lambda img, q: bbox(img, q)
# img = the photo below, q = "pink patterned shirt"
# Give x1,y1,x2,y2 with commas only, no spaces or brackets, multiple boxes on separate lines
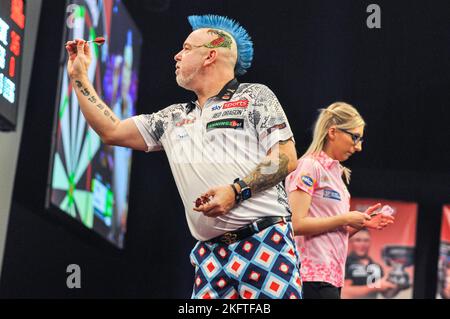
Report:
285,151,350,287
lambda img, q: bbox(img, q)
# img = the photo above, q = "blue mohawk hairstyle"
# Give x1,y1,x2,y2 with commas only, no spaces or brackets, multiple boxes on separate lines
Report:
188,14,254,76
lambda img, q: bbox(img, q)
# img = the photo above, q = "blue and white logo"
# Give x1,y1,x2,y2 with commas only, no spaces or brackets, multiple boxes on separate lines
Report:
212,105,222,111
323,189,341,201
301,175,314,187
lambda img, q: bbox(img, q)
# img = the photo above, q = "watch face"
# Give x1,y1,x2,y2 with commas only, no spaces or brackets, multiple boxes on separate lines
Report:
241,188,252,200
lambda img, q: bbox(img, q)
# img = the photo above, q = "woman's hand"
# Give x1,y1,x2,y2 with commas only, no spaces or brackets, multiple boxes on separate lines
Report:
363,203,395,230
364,213,395,230
343,211,371,229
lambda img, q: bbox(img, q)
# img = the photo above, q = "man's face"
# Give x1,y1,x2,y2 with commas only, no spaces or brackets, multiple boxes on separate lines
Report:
174,30,210,89
349,231,371,257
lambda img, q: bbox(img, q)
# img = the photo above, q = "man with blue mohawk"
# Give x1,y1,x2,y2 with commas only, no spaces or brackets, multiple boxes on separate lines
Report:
66,14,301,299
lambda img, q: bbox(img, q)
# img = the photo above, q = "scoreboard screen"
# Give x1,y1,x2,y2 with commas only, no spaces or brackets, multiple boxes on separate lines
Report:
0,0,25,131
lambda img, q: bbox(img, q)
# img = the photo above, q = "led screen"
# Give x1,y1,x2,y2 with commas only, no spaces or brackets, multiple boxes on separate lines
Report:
47,0,142,248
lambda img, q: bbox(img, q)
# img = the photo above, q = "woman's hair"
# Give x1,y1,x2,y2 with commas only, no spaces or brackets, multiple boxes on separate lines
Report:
303,102,366,184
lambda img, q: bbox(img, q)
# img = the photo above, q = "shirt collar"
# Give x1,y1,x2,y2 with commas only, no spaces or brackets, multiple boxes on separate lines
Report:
316,151,341,171
185,78,240,114
215,78,240,101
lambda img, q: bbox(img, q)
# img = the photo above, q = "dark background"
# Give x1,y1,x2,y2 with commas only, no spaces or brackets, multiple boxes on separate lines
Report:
0,0,449,298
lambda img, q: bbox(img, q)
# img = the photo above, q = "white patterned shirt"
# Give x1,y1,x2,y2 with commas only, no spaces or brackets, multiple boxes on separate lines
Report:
132,79,294,241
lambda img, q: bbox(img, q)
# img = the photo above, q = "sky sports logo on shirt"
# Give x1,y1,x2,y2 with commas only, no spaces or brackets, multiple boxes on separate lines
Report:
323,189,341,201
222,99,249,109
206,118,244,131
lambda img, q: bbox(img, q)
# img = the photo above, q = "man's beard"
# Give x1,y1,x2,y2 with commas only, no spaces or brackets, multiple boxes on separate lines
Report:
176,66,201,89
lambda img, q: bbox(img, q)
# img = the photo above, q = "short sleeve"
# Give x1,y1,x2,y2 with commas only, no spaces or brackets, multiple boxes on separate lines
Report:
285,158,319,196
131,104,180,152
251,85,294,153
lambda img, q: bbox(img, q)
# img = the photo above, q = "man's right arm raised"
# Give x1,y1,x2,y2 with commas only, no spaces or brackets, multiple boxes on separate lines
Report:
66,39,147,151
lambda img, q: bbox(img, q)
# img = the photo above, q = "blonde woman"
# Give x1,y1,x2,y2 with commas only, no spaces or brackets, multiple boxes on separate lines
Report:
285,102,395,299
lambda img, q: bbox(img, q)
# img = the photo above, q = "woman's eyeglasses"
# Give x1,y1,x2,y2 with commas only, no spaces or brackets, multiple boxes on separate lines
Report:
338,128,364,145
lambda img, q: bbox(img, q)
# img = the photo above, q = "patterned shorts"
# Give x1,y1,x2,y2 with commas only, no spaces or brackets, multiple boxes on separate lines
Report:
190,221,303,299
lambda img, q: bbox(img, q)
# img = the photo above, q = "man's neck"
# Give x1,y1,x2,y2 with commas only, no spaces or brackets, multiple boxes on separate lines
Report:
195,74,235,107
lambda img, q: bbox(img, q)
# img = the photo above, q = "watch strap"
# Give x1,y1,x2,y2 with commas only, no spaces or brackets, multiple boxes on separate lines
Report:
230,183,241,203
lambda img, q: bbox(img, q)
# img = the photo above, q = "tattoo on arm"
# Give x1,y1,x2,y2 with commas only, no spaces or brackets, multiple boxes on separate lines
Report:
242,139,293,194
243,152,290,194
74,80,118,124
81,88,90,96
75,80,82,88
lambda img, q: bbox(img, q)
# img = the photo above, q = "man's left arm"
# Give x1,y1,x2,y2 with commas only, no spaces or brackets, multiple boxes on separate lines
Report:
242,139,297,193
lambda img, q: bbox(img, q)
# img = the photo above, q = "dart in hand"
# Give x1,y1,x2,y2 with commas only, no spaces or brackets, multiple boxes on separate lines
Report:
194,195,211,208
65,37,105,50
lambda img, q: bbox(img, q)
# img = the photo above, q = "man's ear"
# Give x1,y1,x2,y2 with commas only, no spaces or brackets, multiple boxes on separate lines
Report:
204,49,217,67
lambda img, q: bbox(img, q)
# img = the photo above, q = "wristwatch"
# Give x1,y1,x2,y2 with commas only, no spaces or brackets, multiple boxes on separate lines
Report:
233,178,252,202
